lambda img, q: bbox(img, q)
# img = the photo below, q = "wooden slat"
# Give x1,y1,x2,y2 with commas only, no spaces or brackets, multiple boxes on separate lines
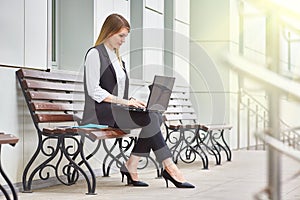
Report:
166,107,195,114
35,114,76,123
164,114,182,121
43,127,79,134
173,86,189,93
17,68,83,83
185,124,208,130
0,133,19,145
170,92,189,99
168,124,208,131
43,127,132,140
206,124,233,131
31,102,84,111
23,79,84,92
28,91,84,101
168,99,192,106
164,113,197,121
44,127,128,139
181,113,198,120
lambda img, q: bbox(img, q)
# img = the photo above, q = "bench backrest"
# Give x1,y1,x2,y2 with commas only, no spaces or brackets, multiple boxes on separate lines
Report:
16,69,84,128
164,86,198,125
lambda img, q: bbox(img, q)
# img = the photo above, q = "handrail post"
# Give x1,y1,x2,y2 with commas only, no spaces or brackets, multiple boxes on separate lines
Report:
263,111,268,150
255,105,258,150
266,8,281,200
268,90,281,200
237,87,241,150
247,98,250,150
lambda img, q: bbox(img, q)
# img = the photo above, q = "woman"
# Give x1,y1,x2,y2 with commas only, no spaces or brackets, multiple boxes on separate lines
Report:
82,13,194,188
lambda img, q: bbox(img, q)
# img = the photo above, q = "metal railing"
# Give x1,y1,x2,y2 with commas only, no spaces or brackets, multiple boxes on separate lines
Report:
254,131,300,200
225,53,300,200
238,89,300,150
238,89,268,150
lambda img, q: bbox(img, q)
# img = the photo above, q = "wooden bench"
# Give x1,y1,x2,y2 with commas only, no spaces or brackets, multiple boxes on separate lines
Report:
0,133,19,200
164,86,232,169
16,68,160,195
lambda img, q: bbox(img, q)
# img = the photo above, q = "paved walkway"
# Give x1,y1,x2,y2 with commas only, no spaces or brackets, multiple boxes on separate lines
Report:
15,150,300,200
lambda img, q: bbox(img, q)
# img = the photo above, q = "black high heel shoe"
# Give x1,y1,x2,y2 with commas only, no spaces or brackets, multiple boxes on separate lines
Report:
120,164,149,187
162,170,195,188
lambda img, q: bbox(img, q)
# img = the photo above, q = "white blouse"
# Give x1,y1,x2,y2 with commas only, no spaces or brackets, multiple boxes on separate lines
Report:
106,46,126,99
85,45,126,103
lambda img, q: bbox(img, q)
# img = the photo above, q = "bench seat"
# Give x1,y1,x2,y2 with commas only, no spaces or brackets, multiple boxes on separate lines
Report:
0,133,19,146
167,124,208,131
43,127,133,140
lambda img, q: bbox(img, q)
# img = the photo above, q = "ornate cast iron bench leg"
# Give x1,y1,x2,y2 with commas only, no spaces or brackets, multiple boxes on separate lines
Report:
102,137,162,178
61,135,96,195
194,129,221,166
22,134,97,195
0,145,18,200
22,135,57,193
166,127,209,169
102,139,122,177
210,129,232,162
178,128,209,169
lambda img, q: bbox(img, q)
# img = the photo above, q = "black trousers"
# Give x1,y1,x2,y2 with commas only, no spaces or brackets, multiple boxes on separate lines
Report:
110,106,172,163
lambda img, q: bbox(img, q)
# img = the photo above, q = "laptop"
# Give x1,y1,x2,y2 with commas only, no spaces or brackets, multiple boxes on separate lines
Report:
127,75,175,113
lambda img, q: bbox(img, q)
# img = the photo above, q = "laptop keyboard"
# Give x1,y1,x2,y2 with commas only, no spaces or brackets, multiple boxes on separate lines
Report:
128,106,146,112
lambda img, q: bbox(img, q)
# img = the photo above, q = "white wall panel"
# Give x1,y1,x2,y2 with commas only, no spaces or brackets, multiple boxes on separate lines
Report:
143,8,164,81
174,21,190,85
94,0,114,41
58,0,93,71
175,20,189,37
113,0,130,19
94,0,130,67
24,0,48,69
0,68,24,182
0,0,47,69
95,0,129,41
145,0,163,13
114,0,130,66
190,0,229,41
0,0,24,66
175,0,190,24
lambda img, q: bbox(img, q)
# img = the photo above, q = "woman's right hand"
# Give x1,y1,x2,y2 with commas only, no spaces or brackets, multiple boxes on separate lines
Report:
104,95,146,108
128,98,146,109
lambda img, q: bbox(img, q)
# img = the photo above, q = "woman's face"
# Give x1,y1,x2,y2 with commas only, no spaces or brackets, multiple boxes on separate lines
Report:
105,28,129,50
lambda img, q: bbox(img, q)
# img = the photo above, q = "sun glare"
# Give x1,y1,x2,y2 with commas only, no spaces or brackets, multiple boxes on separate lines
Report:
264,0,300,28
268,0,300,14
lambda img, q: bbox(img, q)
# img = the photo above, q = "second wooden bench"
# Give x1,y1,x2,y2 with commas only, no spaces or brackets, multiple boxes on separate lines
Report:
164,86,232,169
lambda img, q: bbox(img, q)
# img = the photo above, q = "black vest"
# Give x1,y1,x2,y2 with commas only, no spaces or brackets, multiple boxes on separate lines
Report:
81,44,129,126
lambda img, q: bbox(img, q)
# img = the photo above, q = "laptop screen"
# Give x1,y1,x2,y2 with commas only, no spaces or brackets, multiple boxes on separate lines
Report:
146,75,175,111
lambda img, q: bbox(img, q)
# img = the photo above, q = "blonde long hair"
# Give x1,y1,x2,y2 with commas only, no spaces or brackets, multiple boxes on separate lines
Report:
95,14,130,63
